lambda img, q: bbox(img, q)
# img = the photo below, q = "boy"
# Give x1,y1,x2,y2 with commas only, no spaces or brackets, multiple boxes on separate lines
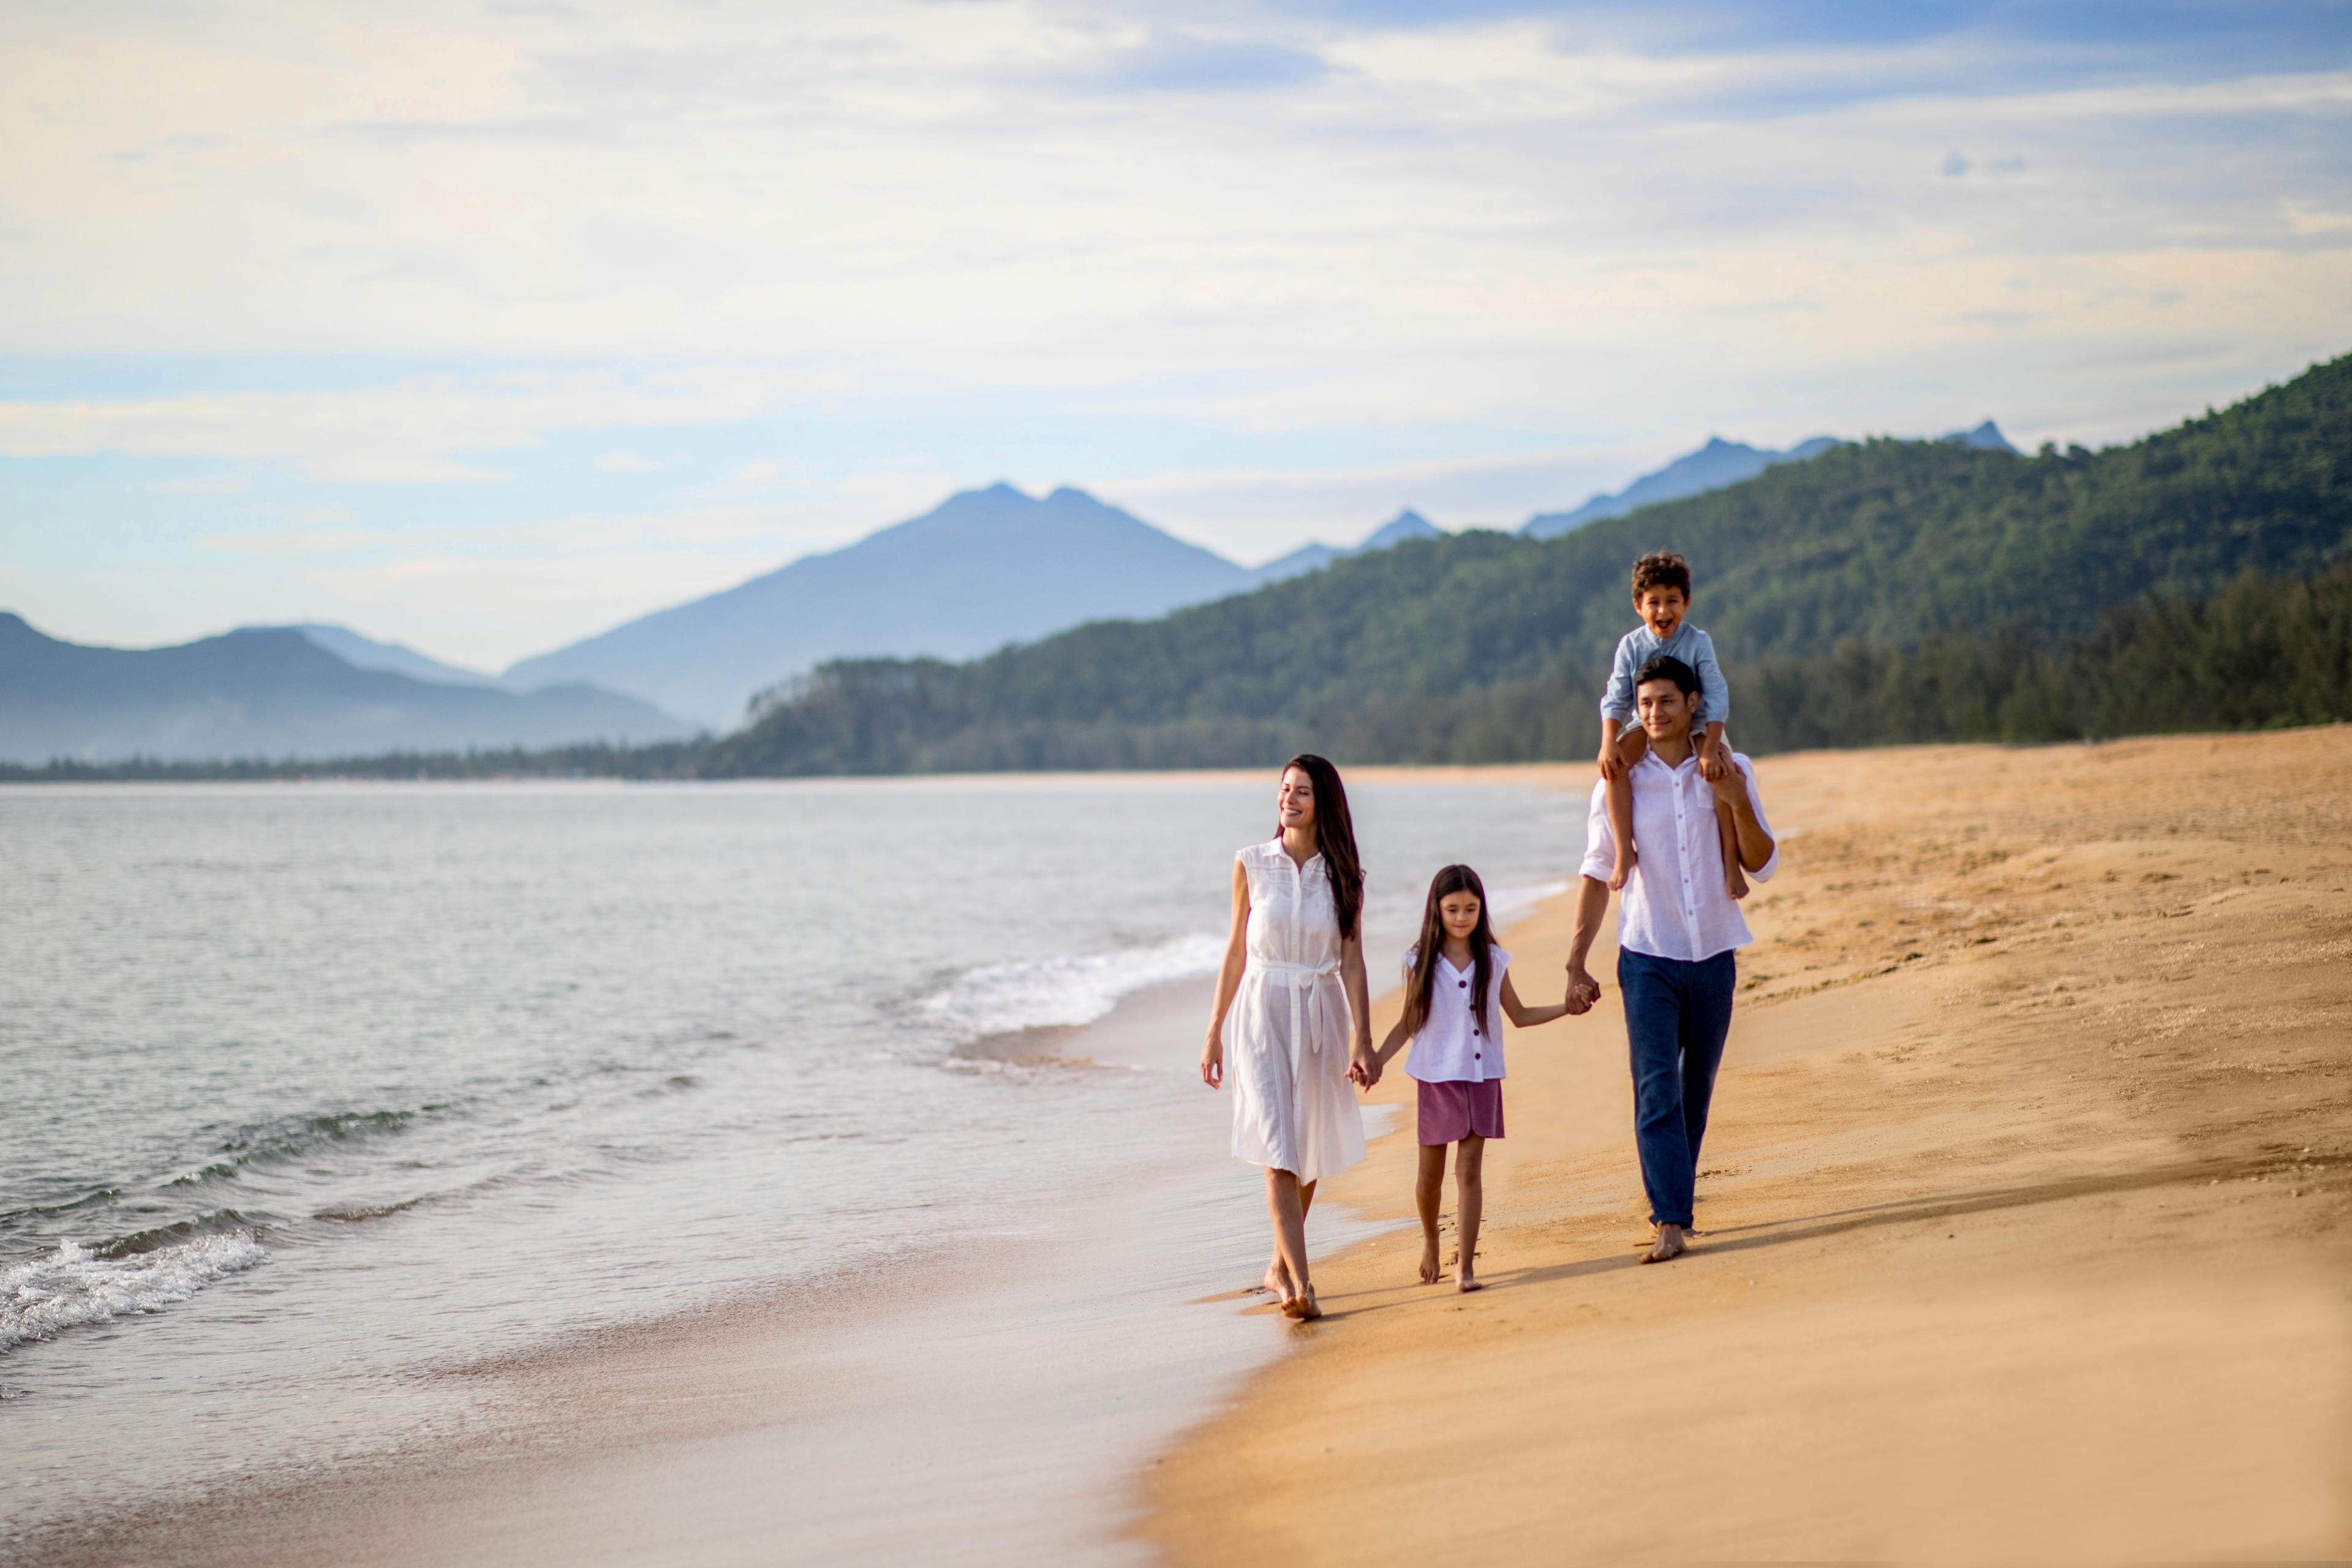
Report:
1596,550,1746,899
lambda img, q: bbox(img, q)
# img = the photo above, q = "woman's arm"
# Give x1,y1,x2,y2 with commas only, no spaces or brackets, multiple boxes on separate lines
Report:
1341,931,1375,1080
1200,859,1250,1088
1500,969,1573,1028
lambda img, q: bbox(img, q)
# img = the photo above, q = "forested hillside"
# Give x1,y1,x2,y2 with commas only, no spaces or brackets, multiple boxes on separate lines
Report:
704,353,2352,774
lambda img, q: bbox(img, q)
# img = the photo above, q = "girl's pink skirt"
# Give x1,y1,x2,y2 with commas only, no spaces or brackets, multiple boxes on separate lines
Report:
1416,1079,1505,1145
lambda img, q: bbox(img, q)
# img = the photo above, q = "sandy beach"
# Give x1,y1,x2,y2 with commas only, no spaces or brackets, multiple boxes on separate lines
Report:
15,733,2348,1566
1148,727,2352,1563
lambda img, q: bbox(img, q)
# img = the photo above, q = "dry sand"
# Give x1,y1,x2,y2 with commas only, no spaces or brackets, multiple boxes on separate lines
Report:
1146,728,2352,1564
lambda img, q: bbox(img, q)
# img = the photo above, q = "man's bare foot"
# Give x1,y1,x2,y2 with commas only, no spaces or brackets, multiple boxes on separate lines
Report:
1609,847,1638,892
1418,1241,1442,1284
1281,1284,1321,1321
1642,1223,1688,1264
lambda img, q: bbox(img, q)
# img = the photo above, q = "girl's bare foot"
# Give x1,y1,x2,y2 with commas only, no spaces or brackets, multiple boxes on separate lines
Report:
1259,1264,1290,1299
1609,847,1638,892
1642,1223,1689,1264
1417,1241,1442,1284
1281,1284,1320,1321
1457,1268,1482,1293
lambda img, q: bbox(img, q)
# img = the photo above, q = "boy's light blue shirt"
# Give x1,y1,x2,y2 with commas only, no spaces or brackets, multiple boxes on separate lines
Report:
1601,622,1729,728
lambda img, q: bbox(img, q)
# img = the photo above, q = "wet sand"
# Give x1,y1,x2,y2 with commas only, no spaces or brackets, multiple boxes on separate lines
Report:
13,975,1312,1568
1146,728,2352,1563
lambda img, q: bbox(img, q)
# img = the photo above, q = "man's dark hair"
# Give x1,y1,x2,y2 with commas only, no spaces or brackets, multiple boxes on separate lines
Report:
1634,654,1698,697
1631,549,1692,600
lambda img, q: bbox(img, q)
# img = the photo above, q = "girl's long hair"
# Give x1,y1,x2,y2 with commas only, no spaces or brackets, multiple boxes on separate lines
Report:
1278,753,1364,941
1400,864,1494,1041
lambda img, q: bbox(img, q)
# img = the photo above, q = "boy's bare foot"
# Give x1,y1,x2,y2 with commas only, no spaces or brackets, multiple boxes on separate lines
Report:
1609,847,1637,892
1642,1223,1689,1264
1418,1241,1442,1284
1727,862,1749,900
1281,1284,1321,1321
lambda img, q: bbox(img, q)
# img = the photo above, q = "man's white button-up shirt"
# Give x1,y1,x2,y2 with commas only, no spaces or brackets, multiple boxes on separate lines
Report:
1579,750,1777,962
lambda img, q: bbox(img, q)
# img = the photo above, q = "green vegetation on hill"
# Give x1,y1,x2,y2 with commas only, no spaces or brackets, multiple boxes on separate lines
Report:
701,352,2352,774
12,353,2346,783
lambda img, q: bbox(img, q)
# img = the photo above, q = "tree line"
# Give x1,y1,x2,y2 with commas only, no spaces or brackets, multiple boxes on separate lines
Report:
9,350,2346,782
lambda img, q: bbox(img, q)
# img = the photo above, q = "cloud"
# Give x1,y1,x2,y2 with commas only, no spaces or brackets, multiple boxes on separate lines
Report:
1064,35,1332,94
0,369,788,481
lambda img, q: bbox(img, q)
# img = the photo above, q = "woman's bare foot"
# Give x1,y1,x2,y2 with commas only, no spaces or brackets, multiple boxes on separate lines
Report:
1609,846,1638,892
1456,1267,1482,1293
1642,1223,1689,1264
1417,1240,1442,1284
1281,1284,1320,1321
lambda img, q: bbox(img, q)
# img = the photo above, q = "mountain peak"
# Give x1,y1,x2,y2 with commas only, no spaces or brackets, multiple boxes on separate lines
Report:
1943,420,2017,453
1359,510,1442,551
1523,433,1841,538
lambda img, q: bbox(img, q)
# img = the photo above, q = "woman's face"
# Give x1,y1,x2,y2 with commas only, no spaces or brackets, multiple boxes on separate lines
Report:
1277,767,1317,833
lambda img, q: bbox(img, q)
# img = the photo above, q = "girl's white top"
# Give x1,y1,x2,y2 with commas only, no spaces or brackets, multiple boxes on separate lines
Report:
1221,839,1366,1185
1403,946,1511,1084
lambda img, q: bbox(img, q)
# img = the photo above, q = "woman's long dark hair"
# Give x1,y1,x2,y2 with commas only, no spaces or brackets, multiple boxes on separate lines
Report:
1400,864,1494,1042
1278,753,1364,941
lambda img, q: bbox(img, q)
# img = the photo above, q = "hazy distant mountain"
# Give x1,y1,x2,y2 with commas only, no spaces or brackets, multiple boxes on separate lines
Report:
0,614,695,764
1249,509,1445,585
503,483,1257,729
1523,435,1844,539
279,623,499,688
1942,420,2018,453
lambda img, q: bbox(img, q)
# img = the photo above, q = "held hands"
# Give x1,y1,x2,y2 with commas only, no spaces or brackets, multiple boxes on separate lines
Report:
1348,1045,1382,1091
1564,965,1602,1014
1596,743,1625,783
1697,736,1731,783
1705,752,1747,800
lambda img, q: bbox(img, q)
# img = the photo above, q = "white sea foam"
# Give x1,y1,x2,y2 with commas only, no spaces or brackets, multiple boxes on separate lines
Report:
922,933,1227,1042
1,1233,267,1354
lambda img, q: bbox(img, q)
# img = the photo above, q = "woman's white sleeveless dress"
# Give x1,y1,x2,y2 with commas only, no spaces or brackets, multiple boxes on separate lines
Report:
1224,840,1366,1184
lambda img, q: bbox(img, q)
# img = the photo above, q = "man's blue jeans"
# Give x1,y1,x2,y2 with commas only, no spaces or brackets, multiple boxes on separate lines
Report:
1617,948,1738,1228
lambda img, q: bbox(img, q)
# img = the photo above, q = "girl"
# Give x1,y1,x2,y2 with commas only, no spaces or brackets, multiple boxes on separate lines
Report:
1364,865,1577,1292
1200,755,1376,1322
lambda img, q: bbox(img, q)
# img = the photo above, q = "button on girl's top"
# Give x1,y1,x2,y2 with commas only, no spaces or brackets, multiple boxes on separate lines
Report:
1403,946,1512,1084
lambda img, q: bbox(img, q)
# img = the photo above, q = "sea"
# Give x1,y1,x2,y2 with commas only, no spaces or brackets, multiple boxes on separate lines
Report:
0,775,1581,1558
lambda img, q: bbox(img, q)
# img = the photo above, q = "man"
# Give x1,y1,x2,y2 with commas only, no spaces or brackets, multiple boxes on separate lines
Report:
1566,653,1777,1264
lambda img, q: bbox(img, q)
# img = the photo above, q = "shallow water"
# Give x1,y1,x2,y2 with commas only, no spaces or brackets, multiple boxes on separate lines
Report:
0,775,1579,1546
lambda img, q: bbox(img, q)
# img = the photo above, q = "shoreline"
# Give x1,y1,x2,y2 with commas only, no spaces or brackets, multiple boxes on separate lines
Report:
1143,729,2352,1564
4,767,1568,1566
10,964,1408,1568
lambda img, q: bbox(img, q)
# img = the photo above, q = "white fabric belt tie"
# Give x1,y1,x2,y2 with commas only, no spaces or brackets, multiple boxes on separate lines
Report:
1249,959,1342,1087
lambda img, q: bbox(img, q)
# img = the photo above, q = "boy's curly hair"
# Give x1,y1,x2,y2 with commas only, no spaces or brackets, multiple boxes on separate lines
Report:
1630,549,1692,600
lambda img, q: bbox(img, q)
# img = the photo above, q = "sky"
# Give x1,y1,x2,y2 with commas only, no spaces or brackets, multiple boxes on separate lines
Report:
3,1,2348,673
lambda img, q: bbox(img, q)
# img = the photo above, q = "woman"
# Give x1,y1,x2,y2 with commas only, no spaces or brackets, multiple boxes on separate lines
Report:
1200,754,1375,1321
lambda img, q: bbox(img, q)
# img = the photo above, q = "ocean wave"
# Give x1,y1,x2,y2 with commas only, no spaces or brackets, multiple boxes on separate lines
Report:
1,1231,266,1354
170,1107,420,1186
921,933,1226,1043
